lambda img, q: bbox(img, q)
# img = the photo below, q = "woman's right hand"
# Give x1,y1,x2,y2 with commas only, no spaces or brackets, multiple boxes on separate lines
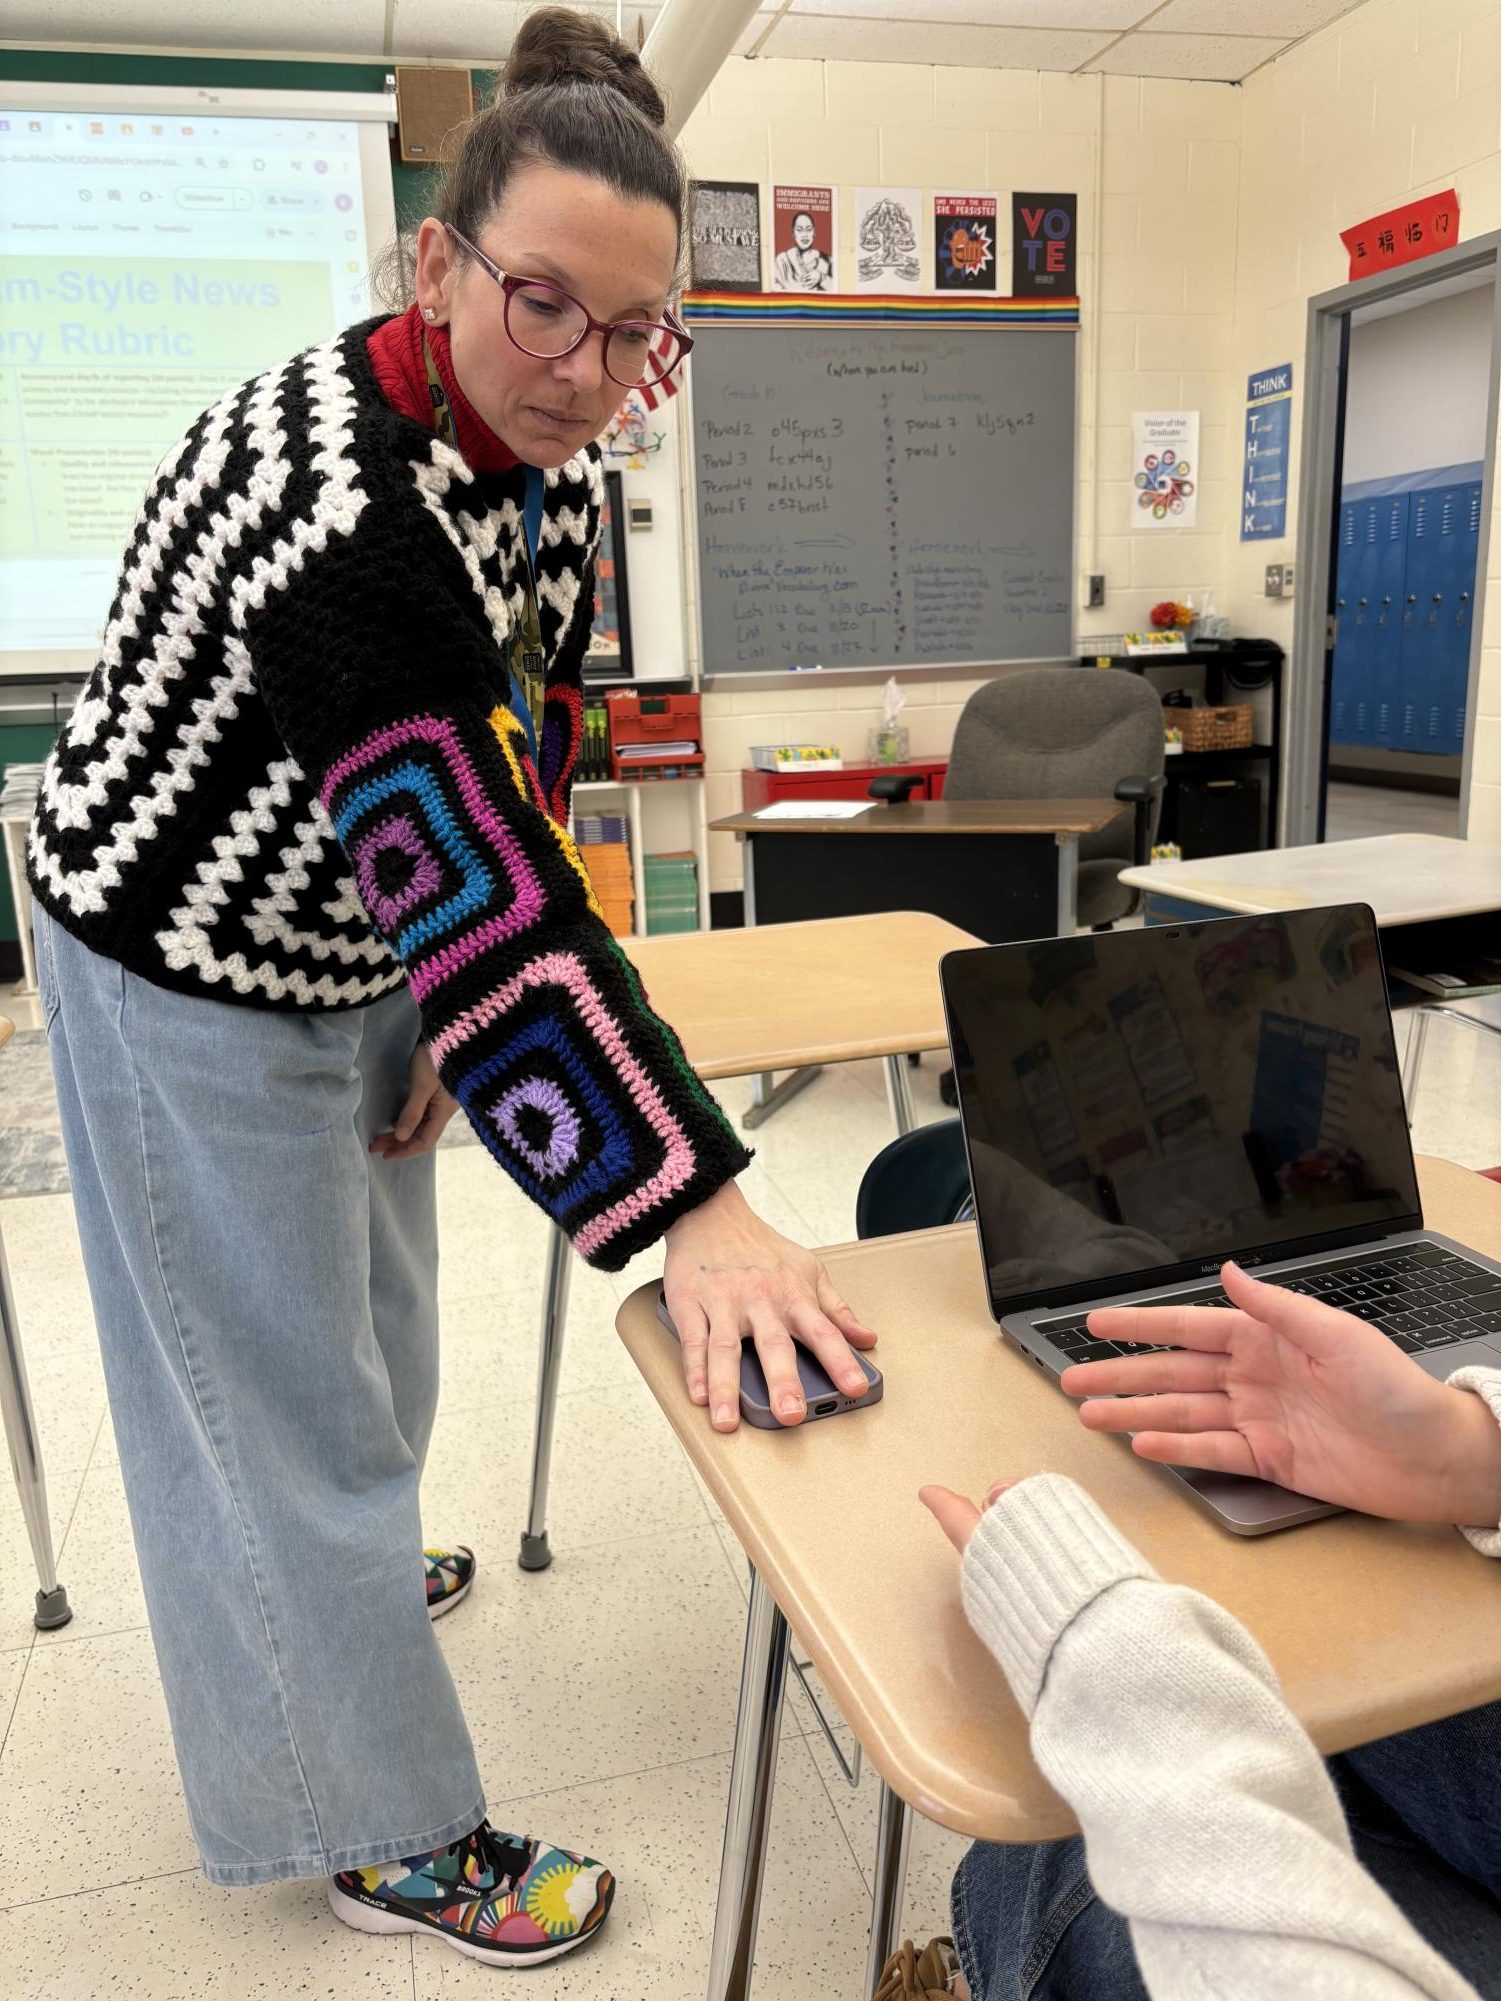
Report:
1065,1260,1501,1527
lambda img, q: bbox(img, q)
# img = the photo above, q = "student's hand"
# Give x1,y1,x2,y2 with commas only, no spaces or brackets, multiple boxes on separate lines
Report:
919,1479,1019,1553
369,1042,461,1161
662,1181,877,1431
1064,1260,1501,1526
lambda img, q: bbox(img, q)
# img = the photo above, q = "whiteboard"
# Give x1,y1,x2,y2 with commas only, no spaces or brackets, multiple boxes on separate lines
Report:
0,83,397,676
690,322,1076,676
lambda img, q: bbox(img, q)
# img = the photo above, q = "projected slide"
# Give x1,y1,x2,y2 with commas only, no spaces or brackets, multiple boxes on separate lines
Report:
0,108,375,653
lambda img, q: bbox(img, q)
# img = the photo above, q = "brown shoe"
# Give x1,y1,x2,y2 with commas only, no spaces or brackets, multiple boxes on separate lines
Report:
874,1936,963,1999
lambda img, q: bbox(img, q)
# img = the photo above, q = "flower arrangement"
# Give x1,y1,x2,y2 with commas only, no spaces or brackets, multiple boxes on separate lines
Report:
1149,599,1196,631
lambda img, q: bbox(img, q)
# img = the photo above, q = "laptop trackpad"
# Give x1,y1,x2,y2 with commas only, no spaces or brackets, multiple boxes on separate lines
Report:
1413,1336,1501,1381
1171,1466,1340,1536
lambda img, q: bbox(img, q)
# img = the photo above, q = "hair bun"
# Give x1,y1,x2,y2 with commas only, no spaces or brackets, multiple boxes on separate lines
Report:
504,6,667,127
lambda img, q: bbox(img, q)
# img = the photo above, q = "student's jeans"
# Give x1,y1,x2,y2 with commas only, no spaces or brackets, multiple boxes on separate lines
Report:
34,904,485,1885
953,1697,1501,1999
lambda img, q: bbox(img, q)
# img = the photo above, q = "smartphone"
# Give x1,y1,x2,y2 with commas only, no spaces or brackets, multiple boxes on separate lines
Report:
656,1289,883,1429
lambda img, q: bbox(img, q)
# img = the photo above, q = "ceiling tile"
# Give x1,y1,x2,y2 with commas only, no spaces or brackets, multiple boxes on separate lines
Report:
3,0,387,52
1086,30,1286,78
761,16,1118,67
786,0,1149,26
1148,0,1362,34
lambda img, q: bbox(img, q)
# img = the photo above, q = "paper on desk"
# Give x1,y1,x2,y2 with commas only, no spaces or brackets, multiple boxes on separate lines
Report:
753,800,872,820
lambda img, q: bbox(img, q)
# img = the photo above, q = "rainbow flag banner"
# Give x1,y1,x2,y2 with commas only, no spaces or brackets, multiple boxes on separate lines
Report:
681,290,1079,327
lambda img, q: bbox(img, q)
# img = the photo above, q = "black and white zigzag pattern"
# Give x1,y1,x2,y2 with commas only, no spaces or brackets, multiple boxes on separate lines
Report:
28,321,603,1013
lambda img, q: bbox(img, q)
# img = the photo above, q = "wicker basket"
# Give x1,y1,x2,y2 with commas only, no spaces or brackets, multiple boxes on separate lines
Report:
1176,704,1254,752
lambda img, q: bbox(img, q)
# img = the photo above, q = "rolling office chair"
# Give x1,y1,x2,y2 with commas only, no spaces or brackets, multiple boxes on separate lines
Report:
870,666,1166,929
855,1119,975,1237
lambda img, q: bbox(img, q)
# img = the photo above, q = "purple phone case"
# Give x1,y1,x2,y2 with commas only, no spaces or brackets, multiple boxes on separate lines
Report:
655,1291,883,1428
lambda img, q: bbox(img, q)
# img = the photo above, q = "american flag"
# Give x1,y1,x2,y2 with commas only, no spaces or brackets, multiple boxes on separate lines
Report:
633,327,685,413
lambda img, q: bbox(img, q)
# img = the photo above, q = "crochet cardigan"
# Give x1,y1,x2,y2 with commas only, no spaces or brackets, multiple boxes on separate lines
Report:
27,318,750,1269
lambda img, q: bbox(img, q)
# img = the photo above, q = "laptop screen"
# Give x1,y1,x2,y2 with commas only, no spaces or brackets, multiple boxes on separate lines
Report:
941,905,1422,1317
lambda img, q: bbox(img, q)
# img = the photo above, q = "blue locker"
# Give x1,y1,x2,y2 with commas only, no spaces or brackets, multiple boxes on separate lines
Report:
1331,493,1406,746
1400,482,1477,754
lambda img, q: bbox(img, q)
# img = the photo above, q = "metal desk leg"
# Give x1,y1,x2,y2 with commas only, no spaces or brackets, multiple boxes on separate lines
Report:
743,1066,823,1130
519,1223,571,1572
707,1565,791,2001
1055,835,1079,938
0,1216,71,1629
864,1782,913,1999
882,1053,916,1137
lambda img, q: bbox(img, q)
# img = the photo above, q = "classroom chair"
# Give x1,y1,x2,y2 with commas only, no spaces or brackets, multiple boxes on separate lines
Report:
870,666,1165,929
855,1119,975,1238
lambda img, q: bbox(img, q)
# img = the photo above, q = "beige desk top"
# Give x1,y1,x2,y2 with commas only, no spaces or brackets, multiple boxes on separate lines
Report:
617,1155,1501,1843
1119,833,1501,926
714,800,1127,839
622,912,977,1077
0,1018,11,1051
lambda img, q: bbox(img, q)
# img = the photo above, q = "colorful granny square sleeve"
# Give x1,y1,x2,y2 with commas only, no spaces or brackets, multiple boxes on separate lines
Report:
254,495,750,1272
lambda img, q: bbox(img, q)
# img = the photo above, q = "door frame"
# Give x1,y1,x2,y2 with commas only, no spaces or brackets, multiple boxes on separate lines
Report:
1288,228,1501,844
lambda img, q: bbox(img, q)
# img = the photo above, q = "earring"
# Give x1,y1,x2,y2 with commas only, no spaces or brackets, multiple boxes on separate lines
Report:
423,307,437,322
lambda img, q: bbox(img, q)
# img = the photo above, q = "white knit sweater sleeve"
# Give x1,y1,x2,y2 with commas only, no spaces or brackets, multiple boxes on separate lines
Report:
960,1474,1480,2001
1448,1366,1501,1556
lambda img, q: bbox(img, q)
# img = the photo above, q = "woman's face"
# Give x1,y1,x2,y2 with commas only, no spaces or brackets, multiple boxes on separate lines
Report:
415,161,678,469
793,212,815,250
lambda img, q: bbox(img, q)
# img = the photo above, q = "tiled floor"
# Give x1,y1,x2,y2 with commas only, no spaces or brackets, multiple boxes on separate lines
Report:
1325,780,1461,841
3,981,1501,1996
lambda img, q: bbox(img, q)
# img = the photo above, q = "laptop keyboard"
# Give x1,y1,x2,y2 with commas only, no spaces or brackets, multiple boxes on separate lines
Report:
1035,1245,1501,1362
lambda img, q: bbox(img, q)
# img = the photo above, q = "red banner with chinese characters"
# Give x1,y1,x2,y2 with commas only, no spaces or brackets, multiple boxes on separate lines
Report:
1340,189,1460,278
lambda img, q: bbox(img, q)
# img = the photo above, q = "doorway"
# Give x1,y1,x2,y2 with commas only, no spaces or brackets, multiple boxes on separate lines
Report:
1289,232,1501,847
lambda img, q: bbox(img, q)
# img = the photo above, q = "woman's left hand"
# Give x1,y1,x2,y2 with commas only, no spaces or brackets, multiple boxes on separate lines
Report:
919,1479,1019,1554
662,1181,878,1431
370,1041,461,1161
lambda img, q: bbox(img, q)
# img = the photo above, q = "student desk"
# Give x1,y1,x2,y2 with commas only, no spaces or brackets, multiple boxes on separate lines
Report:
712,800,1128,945
617,1154,1501,2001
0,1016,71,1630
1118,832,1501,946
519,912,979,1571
1118,832,1501,1118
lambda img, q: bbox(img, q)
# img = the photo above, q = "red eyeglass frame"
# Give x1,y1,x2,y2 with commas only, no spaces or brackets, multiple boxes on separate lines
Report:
445,225,694,388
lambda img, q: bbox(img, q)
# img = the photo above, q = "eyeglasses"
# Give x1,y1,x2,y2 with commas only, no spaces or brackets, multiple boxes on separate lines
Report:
446,226,693,390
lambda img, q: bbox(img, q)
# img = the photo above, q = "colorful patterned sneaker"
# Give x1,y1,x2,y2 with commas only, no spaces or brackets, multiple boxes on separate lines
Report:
425,1545,476,1620
329,1821,615,1966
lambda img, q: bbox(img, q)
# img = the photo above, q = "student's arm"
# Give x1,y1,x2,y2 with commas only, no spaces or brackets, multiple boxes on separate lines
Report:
923,1476,1481,2001
250,497,751,1273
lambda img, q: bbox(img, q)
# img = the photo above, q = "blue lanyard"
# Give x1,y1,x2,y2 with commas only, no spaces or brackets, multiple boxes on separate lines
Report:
506,467,546,765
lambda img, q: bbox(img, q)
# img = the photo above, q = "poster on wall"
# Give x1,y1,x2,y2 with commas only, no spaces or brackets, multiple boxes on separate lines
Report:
1013,192,1078,296
853,186,923,292
689,181,762,292
771,184,837,292
1131,411,1199,528
1241,362,1293,541
933,193,998,291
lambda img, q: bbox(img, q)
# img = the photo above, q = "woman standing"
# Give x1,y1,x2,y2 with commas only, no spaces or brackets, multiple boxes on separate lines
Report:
27,9,876,1971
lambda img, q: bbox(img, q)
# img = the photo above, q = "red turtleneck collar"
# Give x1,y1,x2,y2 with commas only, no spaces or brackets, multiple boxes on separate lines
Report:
367,302,519,475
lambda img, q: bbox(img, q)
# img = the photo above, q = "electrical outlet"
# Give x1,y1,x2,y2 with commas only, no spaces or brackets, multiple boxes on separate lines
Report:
626,498,653,530
1086,573,1106,608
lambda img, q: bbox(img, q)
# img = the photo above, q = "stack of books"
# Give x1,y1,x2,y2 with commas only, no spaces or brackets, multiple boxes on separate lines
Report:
0,763,44,818
644,852,699,936
573,813,634,937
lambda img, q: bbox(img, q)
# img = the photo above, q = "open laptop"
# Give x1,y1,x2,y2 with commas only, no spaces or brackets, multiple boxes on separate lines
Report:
939,903,1501,1534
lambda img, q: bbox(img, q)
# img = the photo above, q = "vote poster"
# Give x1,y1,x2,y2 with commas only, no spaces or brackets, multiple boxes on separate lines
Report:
1012,192,1077,296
